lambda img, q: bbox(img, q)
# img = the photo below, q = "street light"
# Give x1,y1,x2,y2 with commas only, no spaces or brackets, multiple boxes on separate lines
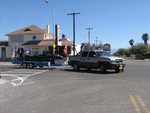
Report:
44,0,55,54
67,12,80,56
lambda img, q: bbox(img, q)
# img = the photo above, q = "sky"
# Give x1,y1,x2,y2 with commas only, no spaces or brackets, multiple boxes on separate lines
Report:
0,0,150,50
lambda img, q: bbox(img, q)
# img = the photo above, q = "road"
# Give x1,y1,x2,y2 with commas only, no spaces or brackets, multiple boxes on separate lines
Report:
0,61,150,113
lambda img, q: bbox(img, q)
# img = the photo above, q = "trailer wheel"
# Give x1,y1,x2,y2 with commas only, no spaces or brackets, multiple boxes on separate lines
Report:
39,65,43,68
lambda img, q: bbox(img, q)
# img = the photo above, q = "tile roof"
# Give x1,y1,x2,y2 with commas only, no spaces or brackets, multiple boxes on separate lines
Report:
6,25,46,36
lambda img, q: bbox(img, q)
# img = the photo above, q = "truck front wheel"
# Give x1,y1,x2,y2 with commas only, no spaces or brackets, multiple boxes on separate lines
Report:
115,67,124,73
115,68,122,73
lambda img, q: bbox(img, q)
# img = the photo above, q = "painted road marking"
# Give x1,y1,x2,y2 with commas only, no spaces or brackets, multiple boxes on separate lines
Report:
22,81,35,86
0,69,48,87
135,96,150,113
129,95,141,113
129,95,150,113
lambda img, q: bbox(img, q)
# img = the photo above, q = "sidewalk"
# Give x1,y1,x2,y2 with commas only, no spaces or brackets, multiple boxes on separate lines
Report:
0,62,15,66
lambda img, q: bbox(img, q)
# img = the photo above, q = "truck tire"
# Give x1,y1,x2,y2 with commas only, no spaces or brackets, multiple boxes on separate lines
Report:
100,65,106,72
115,68,120,73
73,64,80,71
120,68,124,72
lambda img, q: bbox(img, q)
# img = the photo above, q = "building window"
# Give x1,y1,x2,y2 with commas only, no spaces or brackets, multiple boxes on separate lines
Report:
32,36,37,40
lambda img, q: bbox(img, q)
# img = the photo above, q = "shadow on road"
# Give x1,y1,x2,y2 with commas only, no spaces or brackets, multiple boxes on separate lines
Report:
62,69,122,80
64,68,118,75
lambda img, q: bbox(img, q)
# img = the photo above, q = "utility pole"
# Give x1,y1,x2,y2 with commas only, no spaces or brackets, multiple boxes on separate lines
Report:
86,26,93,45
67,12,80,56
95,37,98,45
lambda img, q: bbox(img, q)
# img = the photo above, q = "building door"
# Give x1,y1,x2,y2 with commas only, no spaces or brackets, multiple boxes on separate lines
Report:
1,47,6,59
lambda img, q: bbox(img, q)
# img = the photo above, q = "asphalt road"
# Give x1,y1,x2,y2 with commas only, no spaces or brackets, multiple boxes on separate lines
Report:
0,61,150,113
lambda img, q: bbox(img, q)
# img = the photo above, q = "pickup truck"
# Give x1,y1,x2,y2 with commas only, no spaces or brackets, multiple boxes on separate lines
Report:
68,50,126,73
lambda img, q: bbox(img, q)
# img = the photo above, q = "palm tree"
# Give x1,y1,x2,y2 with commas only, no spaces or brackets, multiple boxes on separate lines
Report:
142,33,149,46
129,39,134,47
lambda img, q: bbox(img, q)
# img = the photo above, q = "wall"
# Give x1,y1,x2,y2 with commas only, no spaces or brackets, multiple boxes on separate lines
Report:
23,45,48,55
0,46,11,59
8,35,24,48
8,34,45,57
6,47,11,58
43,33,53,40
23,34,44,42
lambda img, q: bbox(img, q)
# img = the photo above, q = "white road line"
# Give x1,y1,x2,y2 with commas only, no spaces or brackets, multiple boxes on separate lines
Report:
0,69,48,87
11,77,25,87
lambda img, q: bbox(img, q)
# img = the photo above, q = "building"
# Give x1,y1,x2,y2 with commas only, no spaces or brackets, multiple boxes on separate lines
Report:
0,41,10,60
0,25,79,60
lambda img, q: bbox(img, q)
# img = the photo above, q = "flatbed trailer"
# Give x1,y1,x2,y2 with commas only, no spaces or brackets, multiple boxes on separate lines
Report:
11,55,64,68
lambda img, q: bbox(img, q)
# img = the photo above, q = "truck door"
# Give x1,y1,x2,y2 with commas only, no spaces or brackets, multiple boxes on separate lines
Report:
86,51,98,68
80,51,89,67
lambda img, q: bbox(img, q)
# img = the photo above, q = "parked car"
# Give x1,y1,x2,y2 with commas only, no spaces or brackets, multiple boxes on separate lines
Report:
68,50,126,73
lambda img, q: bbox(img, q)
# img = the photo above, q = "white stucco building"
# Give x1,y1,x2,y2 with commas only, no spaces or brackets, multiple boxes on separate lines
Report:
0,25,80,60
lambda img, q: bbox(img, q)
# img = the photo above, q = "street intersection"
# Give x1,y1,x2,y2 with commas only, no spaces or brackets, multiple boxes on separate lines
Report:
0,61,150,113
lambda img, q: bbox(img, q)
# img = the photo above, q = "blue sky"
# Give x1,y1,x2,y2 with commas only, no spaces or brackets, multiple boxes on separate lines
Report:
0,0,150,49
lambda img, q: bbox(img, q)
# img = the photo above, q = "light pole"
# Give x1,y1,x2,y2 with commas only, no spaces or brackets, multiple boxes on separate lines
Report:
86,26,93,45
67,12,80,56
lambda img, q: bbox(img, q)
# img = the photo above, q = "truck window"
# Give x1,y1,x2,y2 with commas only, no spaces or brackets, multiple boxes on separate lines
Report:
89,51,96,57
81,52,88,57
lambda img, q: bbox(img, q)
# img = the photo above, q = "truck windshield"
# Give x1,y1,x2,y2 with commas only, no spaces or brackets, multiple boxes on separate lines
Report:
96,51,112,56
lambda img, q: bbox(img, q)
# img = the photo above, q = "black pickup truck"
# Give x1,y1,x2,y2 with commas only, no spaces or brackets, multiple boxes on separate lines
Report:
68,50,126,73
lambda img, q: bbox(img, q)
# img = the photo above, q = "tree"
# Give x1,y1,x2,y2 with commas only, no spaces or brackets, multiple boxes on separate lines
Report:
114,48,130,57
80,43,91,51
142,33,149,46
132,43,148,59
81,42,103,51
92,43,103,50
129,39,134,47
103,43,111,51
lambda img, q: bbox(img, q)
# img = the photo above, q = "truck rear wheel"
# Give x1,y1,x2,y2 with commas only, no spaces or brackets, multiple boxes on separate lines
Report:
100,65,106,72
73,64,80,71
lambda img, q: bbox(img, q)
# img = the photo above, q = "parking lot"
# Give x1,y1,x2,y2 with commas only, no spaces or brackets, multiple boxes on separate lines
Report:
0,60,150,113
